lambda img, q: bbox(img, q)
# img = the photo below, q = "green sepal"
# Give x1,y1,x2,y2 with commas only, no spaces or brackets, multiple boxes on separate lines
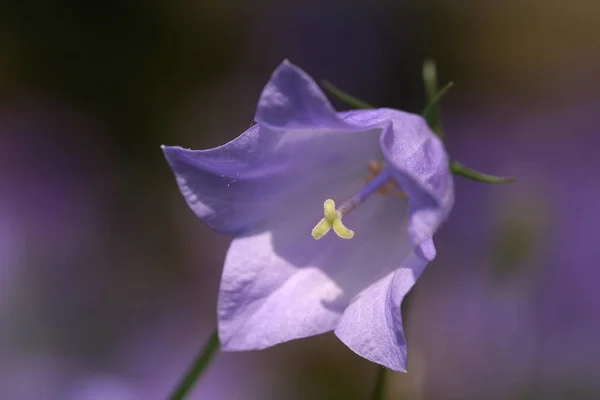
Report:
421,59,451,140
422,81,453,135
320,80,374,109
450,161,516,184
422,60,515,184
321,66,516,185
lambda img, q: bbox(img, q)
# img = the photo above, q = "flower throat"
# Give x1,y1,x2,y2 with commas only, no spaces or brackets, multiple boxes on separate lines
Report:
311,162,406,240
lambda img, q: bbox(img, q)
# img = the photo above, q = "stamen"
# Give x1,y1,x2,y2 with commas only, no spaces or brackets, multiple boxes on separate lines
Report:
311,199,354,239
311,168,394,240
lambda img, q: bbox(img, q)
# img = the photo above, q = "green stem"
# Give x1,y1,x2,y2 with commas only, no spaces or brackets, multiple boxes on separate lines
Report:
169,329,220,400
371,367,388,400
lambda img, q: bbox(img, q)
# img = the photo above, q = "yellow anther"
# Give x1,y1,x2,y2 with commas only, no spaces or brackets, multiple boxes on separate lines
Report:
311,199,354,240
332,218,354,239
323,199,337,220
311,218,332,240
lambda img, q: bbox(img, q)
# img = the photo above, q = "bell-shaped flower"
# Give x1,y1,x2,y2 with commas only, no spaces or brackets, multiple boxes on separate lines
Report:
163,60,454,371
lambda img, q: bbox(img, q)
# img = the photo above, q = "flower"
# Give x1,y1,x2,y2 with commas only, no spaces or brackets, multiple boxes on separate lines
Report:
162,60,454,371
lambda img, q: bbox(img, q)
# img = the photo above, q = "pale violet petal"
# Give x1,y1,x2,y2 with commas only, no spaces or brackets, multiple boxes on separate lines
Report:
163,61,453,245
255,59,348,130
335,239,435,371
218,180,413,350
162,124,381,233
340,107,453,255
379,113,453,248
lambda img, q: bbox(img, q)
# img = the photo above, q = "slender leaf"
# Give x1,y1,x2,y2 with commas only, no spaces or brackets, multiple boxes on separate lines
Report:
422,81,453,129
421,59,449,139
450,161,516,184
321,80,374,109
422,59,438,99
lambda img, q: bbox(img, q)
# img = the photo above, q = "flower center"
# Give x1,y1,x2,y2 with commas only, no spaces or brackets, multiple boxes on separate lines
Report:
365,160,407,198
311,161,407,240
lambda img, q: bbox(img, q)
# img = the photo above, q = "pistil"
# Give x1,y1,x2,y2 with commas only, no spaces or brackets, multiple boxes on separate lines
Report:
311,167,395,240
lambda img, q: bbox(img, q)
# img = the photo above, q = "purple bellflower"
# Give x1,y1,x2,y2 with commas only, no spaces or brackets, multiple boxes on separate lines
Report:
163,60,454,371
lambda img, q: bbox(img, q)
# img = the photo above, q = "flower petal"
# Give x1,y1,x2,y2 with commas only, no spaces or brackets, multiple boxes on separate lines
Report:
162,61,391,233
255,60,347,130
334,239,435,372
164,61,452,241
379,113,453,248
218,180,414,351
336,108,453,254
162,125,381,233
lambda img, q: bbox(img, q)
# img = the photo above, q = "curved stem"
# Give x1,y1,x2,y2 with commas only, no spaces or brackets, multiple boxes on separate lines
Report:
169,329,220,400
371,367,388,400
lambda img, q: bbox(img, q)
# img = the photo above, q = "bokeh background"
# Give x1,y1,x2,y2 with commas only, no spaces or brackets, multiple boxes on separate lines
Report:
2,0,600,399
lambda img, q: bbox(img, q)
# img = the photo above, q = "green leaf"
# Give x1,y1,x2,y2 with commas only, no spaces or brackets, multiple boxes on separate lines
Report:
421,59,451,140
422,60,514,185
422,81,453,131
450,161,516,184
422,59,438,98
320,80,374,109
321,66,515,186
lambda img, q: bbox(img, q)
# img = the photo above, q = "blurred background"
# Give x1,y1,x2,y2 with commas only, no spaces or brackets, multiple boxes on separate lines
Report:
1,0,599,399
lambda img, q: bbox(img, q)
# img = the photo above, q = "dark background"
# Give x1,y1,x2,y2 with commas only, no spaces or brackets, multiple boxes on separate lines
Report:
2,0,600,399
